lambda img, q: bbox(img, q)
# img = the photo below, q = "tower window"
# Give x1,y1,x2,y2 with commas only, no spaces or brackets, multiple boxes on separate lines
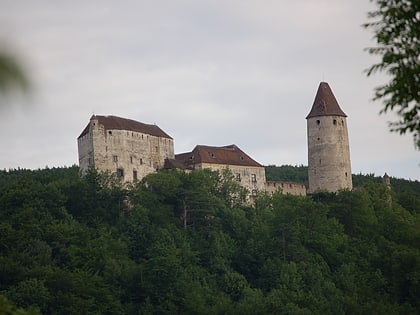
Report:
108,131,112,135
130,156,133,164
236,173,241,182
133,170,138,181
316,120,320,125
113,155,118,162
333,119,337,125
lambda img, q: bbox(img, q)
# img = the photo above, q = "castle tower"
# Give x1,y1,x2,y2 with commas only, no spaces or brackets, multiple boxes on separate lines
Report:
306,82,352,193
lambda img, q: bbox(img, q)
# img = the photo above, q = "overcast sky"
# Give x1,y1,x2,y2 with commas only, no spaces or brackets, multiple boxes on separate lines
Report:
0,0,418,180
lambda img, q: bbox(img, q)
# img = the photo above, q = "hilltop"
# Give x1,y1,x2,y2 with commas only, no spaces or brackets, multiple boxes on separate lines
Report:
0,165,419,314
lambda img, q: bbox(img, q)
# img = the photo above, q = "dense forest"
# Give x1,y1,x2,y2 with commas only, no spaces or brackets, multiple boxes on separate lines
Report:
0,165,419,314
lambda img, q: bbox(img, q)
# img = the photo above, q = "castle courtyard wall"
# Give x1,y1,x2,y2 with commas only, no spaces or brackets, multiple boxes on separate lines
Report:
265,180,307,196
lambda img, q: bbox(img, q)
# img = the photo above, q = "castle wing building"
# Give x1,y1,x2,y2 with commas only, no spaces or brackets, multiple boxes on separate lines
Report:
77,115,174,182
172,144,266,197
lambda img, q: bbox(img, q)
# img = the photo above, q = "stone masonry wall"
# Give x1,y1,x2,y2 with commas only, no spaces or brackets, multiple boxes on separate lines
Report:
307,115,352,193
265,181,307,196
195,163,266,197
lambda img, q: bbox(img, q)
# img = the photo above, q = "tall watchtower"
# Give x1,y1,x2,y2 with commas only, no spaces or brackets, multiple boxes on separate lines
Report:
306,82,352,193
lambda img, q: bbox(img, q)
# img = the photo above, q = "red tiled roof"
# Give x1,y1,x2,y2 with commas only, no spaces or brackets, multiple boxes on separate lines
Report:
175,144,263,168
78,115,172,139
306,82,347,119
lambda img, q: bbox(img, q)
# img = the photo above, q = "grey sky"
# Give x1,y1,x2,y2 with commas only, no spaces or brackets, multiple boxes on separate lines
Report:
0,0,418,180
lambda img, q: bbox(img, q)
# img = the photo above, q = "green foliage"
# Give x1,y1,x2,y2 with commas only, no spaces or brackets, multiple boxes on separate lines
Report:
265,164,308,183
364,0,420,147
0,166,419,313
0,51,29,95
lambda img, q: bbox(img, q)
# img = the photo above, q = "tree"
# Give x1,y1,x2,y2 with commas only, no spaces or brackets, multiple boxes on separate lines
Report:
364,0,420,147
0,51,29,95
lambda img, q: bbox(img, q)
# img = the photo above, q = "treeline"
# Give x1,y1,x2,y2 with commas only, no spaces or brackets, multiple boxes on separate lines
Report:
0,166,419,314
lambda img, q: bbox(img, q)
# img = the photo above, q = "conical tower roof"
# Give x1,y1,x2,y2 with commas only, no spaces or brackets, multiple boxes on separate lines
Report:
306,82,347,119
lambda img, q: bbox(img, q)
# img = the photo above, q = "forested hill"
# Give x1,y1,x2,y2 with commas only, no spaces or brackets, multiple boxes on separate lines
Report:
0,166,419,314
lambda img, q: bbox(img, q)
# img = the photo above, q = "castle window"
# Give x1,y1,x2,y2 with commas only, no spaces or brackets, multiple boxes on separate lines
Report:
240,156,244,161
345,172,348,177
133,170,138,181
109,131,112,135
333,119,337,125
130,156,133,164
251,174,257,183
317,137,320,141
140,158,143,165
236,173,241,182
117,168,124,179
155,146,158,152
113,155,118,162
316,120,320,125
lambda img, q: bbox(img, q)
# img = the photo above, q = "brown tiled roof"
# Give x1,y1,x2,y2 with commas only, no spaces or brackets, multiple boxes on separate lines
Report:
175,144,263,168
306,82,347,119
164,158,187,170
78,115,173,139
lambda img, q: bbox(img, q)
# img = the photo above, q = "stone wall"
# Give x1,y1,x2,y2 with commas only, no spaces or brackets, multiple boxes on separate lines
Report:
195,163,266,197
307,115,352,193
265,181,307,196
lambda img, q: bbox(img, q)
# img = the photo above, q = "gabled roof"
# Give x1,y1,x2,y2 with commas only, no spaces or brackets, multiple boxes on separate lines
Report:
78,115,173,139
175,144,263,168
306,82,347,119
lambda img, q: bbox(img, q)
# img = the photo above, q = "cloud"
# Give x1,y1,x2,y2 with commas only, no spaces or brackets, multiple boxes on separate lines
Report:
0,0,417,179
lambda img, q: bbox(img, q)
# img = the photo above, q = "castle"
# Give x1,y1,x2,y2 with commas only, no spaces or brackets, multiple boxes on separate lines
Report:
77,82,352,196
